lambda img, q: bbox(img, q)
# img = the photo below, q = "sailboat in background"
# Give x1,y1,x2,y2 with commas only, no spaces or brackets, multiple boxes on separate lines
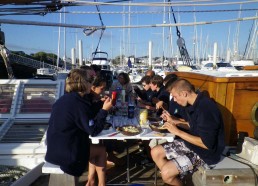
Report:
230,6,257,69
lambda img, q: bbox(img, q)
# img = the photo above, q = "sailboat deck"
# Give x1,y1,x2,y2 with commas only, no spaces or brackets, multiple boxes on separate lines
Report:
31,144,189,186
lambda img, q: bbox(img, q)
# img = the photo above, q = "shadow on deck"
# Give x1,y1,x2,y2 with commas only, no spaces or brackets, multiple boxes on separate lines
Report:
31,143,194,186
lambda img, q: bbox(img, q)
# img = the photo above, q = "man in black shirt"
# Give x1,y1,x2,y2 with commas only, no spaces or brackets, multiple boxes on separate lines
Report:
151,79,225,185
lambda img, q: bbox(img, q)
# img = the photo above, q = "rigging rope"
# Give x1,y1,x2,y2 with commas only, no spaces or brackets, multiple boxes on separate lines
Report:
0,165,29,185
168,0,191,66
62,0,258,7
92,0,105,58
243,20,255,59
41,8,258,15
0,15,258,28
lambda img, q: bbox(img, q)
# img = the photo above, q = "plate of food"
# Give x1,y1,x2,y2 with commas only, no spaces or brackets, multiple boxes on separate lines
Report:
118,125,142,136
149,122,168,133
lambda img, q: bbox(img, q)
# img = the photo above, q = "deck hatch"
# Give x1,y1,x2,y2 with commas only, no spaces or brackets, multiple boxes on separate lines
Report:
19,84,56,113
0,84,15,114
0,122,48,143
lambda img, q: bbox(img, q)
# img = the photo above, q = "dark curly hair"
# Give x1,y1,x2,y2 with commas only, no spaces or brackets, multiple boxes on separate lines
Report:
118,72,130,85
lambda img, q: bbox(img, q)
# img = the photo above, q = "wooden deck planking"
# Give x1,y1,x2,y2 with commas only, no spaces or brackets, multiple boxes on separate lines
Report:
31,143,166,186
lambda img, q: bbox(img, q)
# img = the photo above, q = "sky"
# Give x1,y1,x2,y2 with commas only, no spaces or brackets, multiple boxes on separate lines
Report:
1,0,258,61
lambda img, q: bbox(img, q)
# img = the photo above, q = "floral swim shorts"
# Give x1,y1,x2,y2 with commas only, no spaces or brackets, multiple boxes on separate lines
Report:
162,139,208,179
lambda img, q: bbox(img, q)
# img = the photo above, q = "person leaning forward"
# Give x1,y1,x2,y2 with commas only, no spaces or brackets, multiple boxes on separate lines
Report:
151,78,225,186
45,68,113,177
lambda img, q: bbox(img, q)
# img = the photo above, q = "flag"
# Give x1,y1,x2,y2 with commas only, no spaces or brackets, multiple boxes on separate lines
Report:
127,58,132,68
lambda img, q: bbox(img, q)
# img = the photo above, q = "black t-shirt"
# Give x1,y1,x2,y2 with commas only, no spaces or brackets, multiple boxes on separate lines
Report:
184,92,225,165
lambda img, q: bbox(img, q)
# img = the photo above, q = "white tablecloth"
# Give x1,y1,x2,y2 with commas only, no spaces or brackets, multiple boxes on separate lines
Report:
90,115,175,144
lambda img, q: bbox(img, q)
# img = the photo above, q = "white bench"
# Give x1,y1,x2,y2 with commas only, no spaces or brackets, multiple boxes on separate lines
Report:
192,156,257,185
42,162,79,186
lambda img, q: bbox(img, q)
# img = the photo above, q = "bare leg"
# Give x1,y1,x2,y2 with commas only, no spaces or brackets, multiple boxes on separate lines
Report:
151,145,182,186
86,144,106,186
95,146,106,186
86,162,96,186
151,145,167,170
160,161,182,186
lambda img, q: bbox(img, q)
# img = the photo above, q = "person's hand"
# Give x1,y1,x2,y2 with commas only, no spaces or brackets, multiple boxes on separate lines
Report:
100,95,109,102
156,101,164,110
160,110,182,125
102,97,113,111
137,97,142,101
163,122,180,136
160,111,171,122
145,105,155,110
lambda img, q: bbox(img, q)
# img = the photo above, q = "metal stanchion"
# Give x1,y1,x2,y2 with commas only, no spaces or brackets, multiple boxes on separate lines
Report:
126,140,130,183
154,139,158,185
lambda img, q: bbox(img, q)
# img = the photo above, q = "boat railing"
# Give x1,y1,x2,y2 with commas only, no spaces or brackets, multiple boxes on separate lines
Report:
0,79,65,118
0,79,65,144
8,53,61,71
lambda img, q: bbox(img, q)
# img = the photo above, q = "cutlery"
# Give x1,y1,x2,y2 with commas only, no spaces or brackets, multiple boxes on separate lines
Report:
108,132,120,137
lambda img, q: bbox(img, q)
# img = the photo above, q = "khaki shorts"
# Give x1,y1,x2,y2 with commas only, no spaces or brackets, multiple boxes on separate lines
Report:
162,139,208,179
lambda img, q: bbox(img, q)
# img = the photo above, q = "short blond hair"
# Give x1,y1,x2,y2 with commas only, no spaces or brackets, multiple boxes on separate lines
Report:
171,78,195,93
65,69,91,95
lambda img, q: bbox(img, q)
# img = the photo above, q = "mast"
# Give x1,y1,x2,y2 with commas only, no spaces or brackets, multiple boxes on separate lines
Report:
203,34,209,61
111,31,113,60
162,0,165,67
128,1,131,56
63,7,66,70
193,8,197,64
57,11,61,68
122,5,125,66
233,4,242,60
199,27,202,66
226,25,231,61
246,13,258,60
168,7,173,59
120,35,122,66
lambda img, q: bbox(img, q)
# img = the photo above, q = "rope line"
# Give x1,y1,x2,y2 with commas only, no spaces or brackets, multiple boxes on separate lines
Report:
0,16,258,28
0,165,29,185
62,0,258,7
44,8,258,15
92,0,106,57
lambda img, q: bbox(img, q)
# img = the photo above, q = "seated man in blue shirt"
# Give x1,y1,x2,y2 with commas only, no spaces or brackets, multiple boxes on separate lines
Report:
151,78,225,185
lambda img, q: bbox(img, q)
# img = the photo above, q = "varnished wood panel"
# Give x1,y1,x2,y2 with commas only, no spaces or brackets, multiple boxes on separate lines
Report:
235,82,258,90
232,90,258,119
214,83,227,106
235,120,255,137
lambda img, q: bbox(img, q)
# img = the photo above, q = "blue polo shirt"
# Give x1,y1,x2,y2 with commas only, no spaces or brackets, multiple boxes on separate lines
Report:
184,92,225,165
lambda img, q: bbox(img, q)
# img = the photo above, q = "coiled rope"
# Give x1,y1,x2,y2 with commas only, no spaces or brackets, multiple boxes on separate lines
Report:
0,165,29,186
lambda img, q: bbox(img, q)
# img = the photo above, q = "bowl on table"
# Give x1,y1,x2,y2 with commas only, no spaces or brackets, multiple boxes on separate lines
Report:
149,122,168,133
118,125,142,136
